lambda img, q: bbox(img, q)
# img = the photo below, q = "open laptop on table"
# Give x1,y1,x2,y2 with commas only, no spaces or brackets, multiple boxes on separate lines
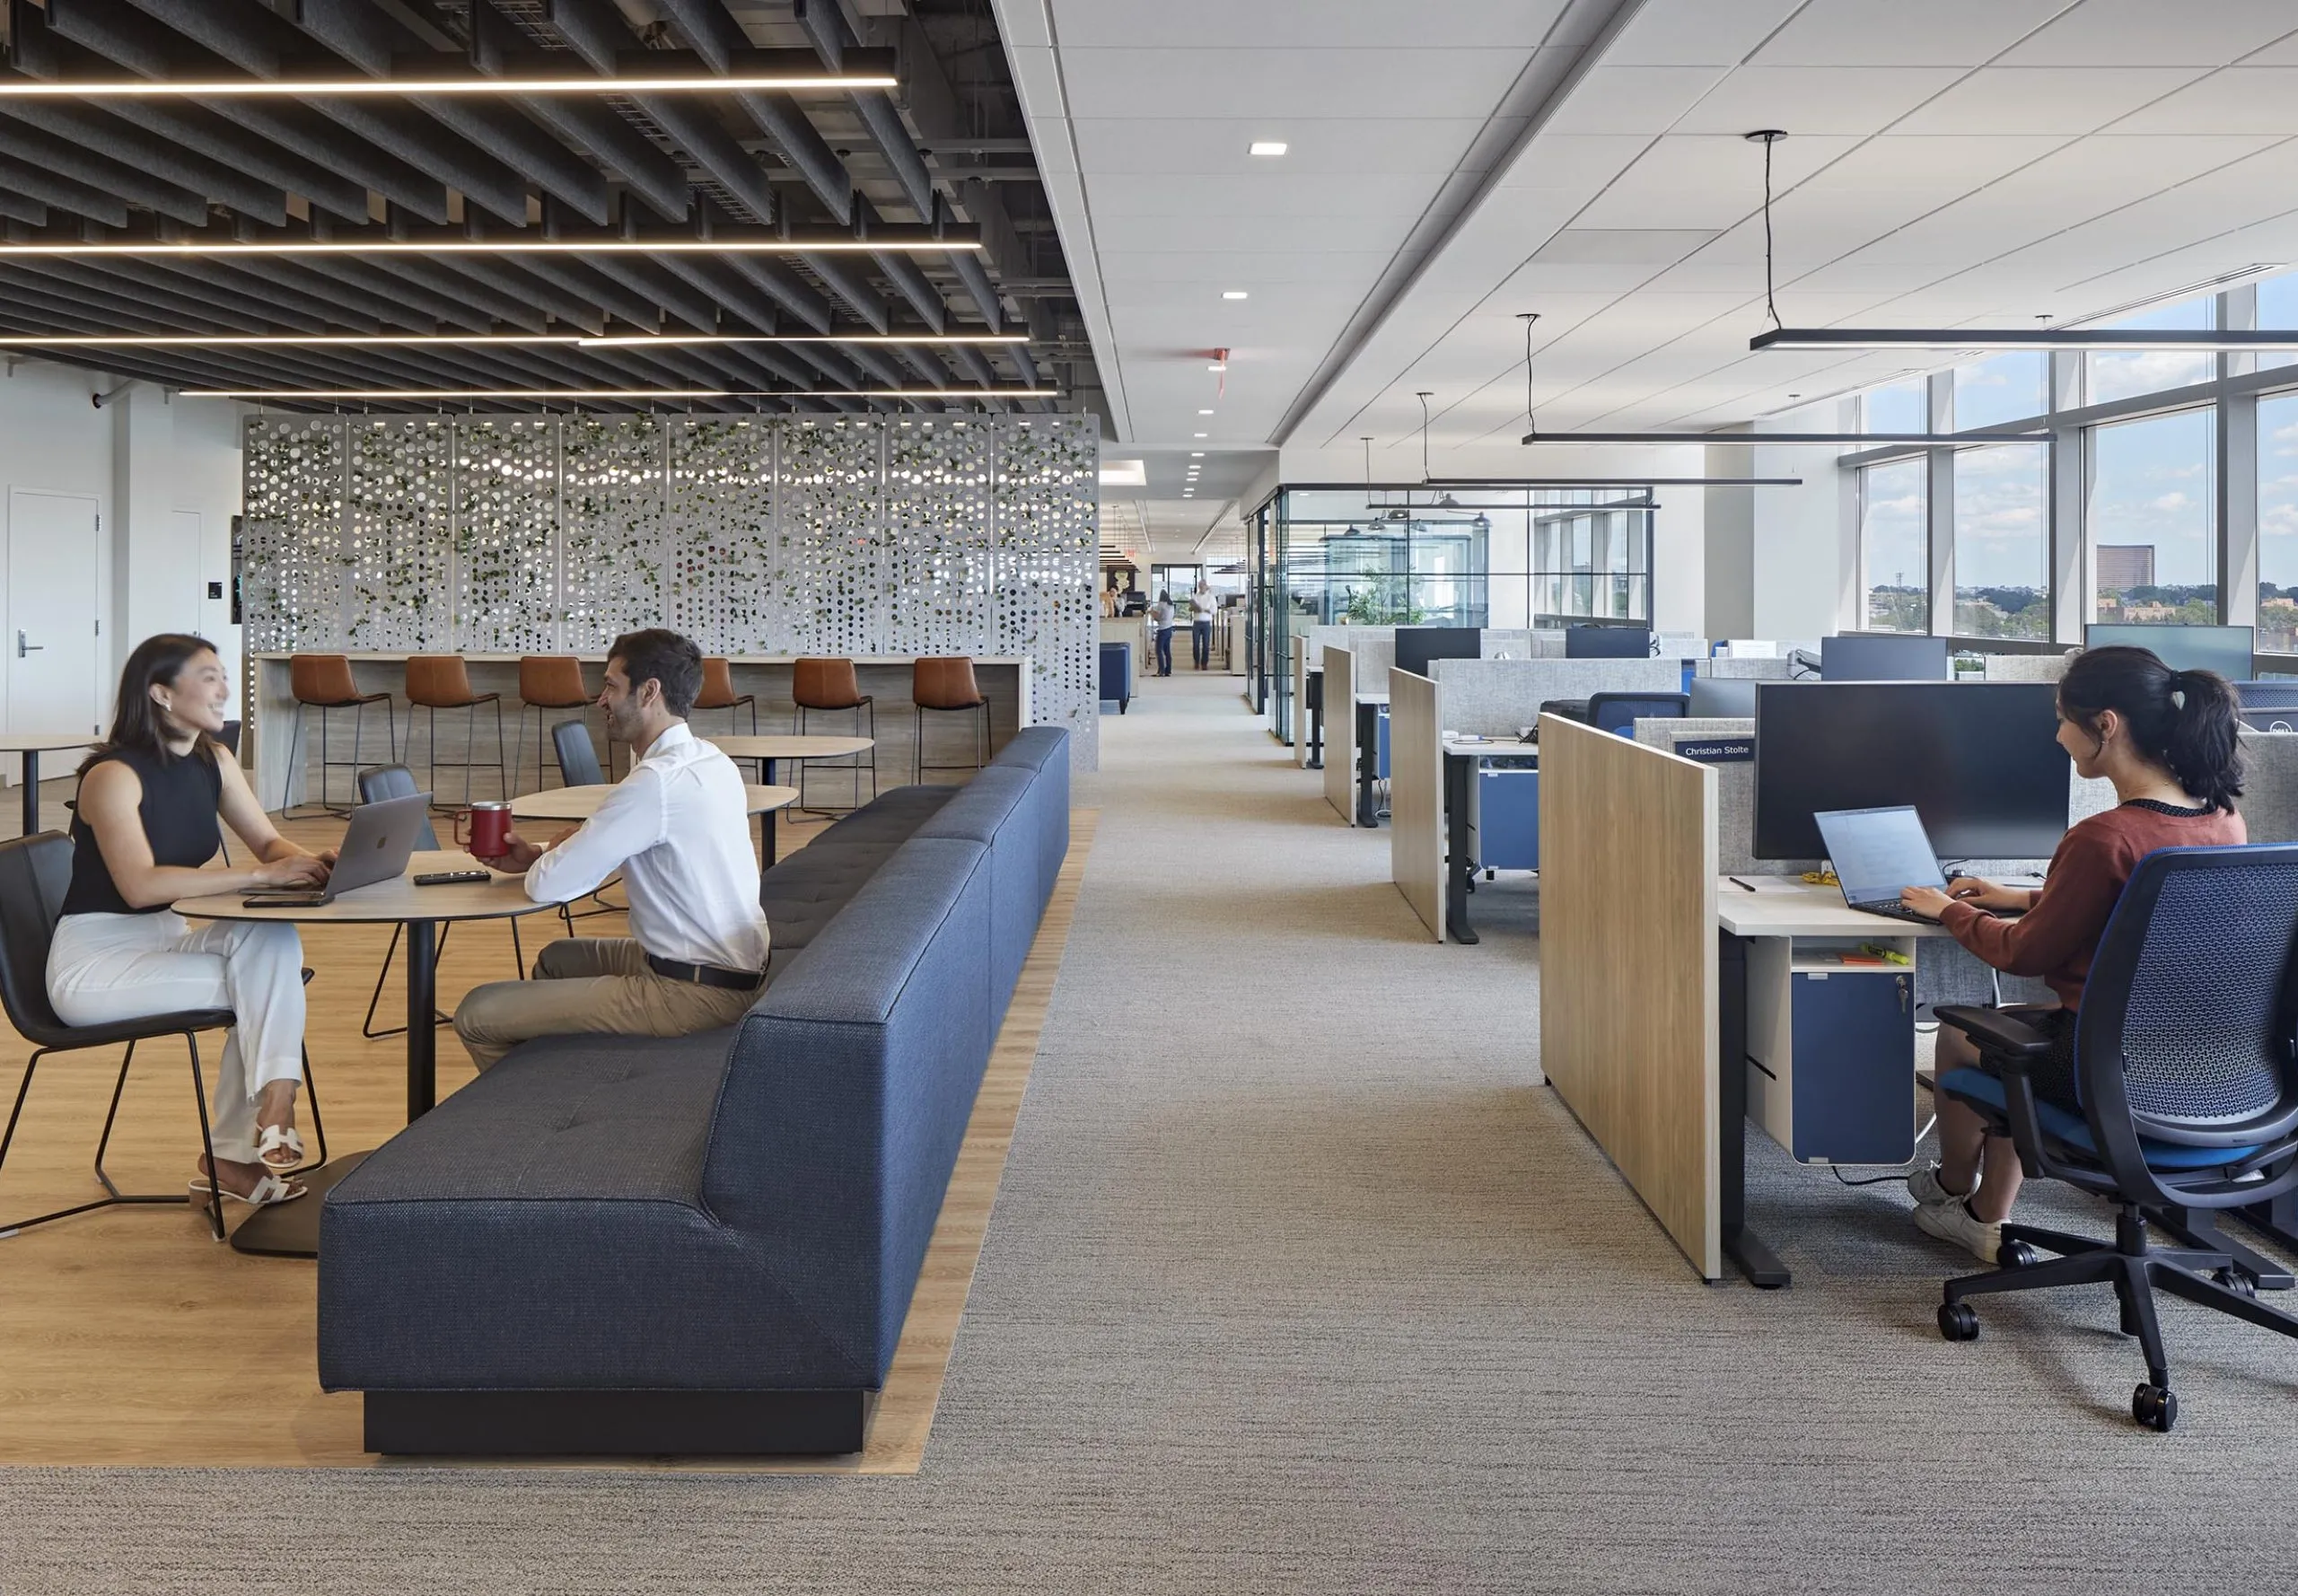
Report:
1813,805,1950,924
242,792,431,907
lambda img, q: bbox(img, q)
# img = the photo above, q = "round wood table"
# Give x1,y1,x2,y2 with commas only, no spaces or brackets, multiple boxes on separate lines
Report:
174,848,568,1258
702,737,873,857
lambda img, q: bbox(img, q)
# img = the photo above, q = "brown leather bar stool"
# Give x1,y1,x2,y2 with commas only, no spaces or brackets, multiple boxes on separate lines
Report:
284,653,393,816
516,655,592,792
693,656,759,735
793,656,877,812
912,656,991,784
405,654,507,810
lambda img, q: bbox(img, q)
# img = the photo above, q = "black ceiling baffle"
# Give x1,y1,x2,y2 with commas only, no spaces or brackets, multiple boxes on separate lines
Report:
0,0,1090,414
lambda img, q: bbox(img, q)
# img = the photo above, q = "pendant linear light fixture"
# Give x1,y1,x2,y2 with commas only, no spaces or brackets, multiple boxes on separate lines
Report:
183,387,1057,401
1750,324,2298,353
0,332,1029,349
0,229,978,259
0,50,899,98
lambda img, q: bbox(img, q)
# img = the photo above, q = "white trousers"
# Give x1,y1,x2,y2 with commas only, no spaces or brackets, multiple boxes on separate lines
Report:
47,911,307,1165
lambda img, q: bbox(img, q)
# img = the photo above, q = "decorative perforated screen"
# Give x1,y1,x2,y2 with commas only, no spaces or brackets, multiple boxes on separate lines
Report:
241,413,1101,769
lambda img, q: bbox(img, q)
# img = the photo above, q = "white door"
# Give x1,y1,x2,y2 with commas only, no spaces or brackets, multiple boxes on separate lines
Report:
7,489,104,739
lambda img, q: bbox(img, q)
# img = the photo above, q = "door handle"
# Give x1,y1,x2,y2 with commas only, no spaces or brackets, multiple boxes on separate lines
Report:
16,631,41,658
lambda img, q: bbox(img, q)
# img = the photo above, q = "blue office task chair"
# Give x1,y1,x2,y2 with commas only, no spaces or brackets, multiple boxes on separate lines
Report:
1932,845,2298,1432
1585,691,1690,736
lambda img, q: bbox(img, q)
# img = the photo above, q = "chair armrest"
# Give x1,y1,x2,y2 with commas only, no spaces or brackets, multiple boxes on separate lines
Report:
1934,1004,2052,1061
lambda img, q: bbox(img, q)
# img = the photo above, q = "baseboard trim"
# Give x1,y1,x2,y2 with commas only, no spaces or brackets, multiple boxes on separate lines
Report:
363,1388,876,1457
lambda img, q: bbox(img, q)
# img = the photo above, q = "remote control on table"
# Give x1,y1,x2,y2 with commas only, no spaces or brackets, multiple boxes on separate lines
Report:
413,870,491,886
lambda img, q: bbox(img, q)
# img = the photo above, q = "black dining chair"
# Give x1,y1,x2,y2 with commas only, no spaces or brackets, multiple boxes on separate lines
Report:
544,723,618,920
1933,843,2298,1431
0,832,326,1241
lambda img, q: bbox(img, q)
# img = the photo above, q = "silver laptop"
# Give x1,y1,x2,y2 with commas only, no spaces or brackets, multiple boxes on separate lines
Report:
1813,805,1949,924
249,792,430,905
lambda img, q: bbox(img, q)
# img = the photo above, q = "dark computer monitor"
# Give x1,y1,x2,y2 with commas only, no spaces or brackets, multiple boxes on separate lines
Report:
1687,677,1759,718
1819,634,1951,681
1753,681,2069,860
2235,680,2298,732
1564,626,1653,659
1393,627,1481,679
2083,624,2253,680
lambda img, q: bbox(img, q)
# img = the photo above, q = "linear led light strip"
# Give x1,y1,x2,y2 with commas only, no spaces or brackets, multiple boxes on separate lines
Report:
0,333,1030,348
185,387,1059,400
1753,328,2298,352
0,239,978,258
0,75,898,98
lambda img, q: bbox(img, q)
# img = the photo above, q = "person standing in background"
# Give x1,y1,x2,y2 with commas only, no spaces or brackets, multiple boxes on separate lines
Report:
1189,583,1216,670
1150,591,1177,677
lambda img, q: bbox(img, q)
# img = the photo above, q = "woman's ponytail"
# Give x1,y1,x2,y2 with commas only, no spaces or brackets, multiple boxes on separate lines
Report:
2058,645,2245,813
2162,665,2244,813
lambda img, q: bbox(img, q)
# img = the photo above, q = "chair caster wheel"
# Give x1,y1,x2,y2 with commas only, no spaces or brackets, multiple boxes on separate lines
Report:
1999,1239,2039,1269
1938,1302,1979,1341
2132,1382,2177,1432
2214,1266,2258,1299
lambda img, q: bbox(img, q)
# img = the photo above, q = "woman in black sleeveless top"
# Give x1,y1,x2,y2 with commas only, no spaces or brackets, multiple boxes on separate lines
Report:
46,635,335,1208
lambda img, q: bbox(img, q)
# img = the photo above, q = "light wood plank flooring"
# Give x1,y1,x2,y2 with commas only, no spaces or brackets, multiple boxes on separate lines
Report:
0,803,1092,1471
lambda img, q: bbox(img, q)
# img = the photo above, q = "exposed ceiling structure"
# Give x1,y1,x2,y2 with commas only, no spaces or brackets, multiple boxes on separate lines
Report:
0,0,1101,414
1003,0,2298,556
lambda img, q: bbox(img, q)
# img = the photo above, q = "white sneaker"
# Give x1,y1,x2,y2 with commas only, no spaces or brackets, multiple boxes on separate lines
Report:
1907,1162,1965,1207
1915,1198,2003,1265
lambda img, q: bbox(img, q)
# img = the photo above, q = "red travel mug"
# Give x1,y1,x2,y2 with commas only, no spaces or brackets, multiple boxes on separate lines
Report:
454,800,513,857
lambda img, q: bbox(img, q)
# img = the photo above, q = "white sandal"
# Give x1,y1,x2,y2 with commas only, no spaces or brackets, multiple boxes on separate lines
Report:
188,1172,307,1207
252,1124,305,1172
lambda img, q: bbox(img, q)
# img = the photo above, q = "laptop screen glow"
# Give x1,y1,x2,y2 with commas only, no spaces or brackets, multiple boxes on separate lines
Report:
1815,805,1948,905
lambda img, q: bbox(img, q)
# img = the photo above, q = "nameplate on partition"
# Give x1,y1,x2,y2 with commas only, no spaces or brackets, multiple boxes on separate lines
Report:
1674,738,1753,764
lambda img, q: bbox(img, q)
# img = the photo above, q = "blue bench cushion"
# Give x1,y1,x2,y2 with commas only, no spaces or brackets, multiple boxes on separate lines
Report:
1938,1067,2265,1171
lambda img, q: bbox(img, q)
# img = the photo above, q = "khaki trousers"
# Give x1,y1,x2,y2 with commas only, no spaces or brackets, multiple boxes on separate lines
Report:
452,937,759,1071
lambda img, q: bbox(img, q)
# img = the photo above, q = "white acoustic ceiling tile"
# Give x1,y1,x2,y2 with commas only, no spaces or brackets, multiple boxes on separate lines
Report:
1096,250,1398,285
1005,45,1064,118
1045,0,1568,49
1601,0,1804,66
1574,186,1757,230
1092,211,1415,255
1530,228,1722,264
1671,66,1968,135
1083,173,1436,219
1071,117,1488,174
1103,279,1370,313
1539,66,1737,135
1494,135,1655,189
1884,67,2207,135
1996,0,2298,66
2108,69,2298,135
1023,115,1080,175
1057,48,1528,120
1753,0,2070,66
1596,132,1864,193
1793,135,2074,194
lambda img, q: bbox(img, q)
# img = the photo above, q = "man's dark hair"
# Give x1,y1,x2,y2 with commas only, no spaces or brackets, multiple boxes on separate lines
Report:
610,627,704,718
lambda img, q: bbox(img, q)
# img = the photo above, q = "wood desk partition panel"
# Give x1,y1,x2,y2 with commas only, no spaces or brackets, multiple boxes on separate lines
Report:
1538,715,1720,1278
1322,645,1355,823
1388,668,1443,943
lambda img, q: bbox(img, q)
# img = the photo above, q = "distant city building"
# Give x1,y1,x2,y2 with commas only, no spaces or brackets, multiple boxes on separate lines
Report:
2097,545,2156,592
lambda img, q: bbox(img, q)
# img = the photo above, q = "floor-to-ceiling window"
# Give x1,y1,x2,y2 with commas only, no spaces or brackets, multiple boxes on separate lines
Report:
2259,392,2298,653
2088,409,2217,625
1859,459,1927,632
1952,444,2050,638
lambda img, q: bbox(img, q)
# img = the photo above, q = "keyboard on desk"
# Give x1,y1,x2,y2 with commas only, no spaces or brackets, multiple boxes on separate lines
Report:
1846,898,1939,924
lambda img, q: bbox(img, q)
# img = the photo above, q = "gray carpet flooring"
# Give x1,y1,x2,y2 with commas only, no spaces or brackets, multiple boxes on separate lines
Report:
6,668,2297,1594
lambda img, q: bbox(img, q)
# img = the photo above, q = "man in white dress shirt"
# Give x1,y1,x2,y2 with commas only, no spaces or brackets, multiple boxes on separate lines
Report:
452,627,772,1070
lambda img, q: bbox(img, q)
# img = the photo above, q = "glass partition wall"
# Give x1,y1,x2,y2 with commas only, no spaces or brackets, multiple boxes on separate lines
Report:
1254,484,1655,741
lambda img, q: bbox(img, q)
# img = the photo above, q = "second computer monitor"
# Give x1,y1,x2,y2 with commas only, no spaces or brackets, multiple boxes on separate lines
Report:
1820,634,1951,681
1564,626,1653,659
1753,681,2069,860
1393,627,1481,679
2083,623,2254,680
1687,677,1759,718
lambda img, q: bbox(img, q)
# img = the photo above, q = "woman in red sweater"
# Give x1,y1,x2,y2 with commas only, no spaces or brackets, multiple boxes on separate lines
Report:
1895,645,2248,1262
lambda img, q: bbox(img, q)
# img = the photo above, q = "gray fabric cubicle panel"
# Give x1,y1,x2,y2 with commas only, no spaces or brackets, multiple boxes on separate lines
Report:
1431,657,1683,737
1704,658,1794,680
1483,630,1533,658
2240,731,2298,843
1631,715,1820,879
1359,640,1397,680
1981,653,2074,682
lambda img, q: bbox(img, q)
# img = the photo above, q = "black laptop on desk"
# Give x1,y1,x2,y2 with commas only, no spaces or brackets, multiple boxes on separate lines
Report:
1813,805,1949,924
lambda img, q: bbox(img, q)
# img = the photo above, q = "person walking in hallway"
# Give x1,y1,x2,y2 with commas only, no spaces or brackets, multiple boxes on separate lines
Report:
452,627,771,1069
1151,591,1177,677
47,634,335,1208
1189,583,1216,670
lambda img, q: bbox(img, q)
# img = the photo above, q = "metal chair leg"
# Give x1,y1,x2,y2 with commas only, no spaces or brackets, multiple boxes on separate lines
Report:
92,1039,137,1197
300,1045,327,1170
282,702,304,813
182,1032,225,1241
492,697,509,801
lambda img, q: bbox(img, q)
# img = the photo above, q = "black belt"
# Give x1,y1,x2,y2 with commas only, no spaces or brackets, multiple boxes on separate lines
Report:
646,953,767,991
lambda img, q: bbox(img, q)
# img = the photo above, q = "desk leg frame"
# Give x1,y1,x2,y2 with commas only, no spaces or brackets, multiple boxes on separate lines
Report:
1355,702,1380,829
1443,752,1478,945
1718,932,1790,1288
